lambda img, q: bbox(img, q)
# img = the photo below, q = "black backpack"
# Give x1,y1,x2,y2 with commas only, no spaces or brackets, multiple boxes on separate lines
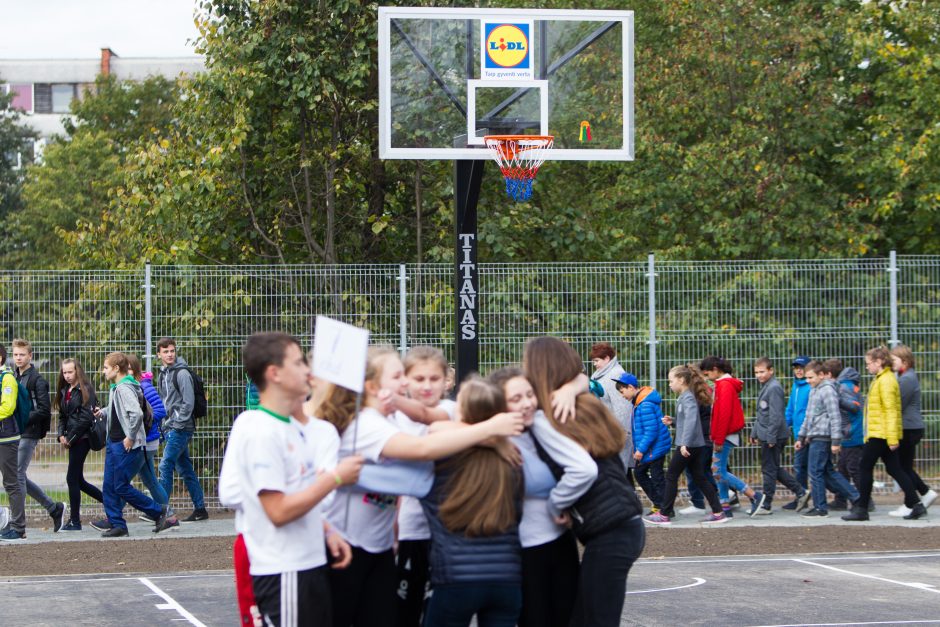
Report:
171,366,208,420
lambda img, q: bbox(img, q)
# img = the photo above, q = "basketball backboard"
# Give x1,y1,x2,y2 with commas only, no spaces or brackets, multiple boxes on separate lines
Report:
378,7,633,161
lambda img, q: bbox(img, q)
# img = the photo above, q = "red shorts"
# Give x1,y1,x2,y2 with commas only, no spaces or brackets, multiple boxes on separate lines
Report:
234,533,260,626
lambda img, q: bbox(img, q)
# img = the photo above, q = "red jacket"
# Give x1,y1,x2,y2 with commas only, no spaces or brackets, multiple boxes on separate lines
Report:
711,376,745,446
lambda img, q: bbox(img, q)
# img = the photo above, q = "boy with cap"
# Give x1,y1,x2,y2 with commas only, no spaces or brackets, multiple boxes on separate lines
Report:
782,355,813,511
614,373,671,513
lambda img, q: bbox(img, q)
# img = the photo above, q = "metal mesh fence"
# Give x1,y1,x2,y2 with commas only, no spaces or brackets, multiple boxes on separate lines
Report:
1,255,937,516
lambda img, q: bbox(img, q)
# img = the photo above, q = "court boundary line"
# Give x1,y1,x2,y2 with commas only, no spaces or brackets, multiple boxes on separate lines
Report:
638,551,940,565
750,620,940,627
626,577,706,594
0,572,232,585
792,558,940,595
138,577,209,627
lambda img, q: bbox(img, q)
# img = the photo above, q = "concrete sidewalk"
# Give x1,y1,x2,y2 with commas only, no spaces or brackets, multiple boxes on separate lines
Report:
4,516,236,545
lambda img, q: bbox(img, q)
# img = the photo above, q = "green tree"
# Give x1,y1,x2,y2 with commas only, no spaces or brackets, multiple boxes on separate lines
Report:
0,80,38,254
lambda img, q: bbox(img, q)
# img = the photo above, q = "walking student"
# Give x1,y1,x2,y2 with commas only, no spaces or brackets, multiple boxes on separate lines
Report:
156,337,207,522
0,346,26,541
783,355,812,509
55,358,103,531
589,343,635,478
825,358,865,511
750,358,806,515
219,332,362,627
11,339,64,532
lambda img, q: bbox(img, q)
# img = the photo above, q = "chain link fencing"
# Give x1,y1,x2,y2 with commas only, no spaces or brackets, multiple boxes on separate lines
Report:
1,254,936,516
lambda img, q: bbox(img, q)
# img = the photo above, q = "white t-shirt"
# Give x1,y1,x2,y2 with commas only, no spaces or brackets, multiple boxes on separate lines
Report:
324,407,401,553
218,408,328,576
514,431,565,548
304,417,341,510
395,399,457,541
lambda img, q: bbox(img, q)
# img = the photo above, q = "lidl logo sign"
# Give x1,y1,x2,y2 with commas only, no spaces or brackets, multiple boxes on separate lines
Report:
481,20,534,80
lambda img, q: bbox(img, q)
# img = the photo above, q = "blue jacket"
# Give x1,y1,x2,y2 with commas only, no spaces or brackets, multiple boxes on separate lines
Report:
141,375,167,443
836,367,864,448
785,378,811,439
631,387,671,463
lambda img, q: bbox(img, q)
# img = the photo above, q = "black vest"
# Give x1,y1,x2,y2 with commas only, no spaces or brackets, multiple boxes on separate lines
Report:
532,433,642,542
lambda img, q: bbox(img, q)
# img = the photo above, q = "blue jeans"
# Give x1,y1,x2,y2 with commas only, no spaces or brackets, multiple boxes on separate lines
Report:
140,448,169,506
712,442,748,503
807,440,859,512
159,429,205,509
793,445,808,490
103,441,162,529
424,583,521,627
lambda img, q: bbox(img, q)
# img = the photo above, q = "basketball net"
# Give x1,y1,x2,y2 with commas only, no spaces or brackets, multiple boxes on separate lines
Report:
483,135,554,202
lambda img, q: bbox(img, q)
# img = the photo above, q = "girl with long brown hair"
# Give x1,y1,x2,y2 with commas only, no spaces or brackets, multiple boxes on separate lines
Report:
320,346,523,627
55,358,102,530
523,336,645,627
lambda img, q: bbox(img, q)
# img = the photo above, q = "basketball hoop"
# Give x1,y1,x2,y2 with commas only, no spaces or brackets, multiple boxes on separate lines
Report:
483,135,554,202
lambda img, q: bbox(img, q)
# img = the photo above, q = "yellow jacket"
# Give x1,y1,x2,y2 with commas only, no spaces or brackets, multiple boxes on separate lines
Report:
864,367,902,446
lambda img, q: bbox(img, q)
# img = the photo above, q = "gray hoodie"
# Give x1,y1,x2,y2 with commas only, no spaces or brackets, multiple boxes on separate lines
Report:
107,382,148,448
752,376,788,443
799,379,842,445
591,356,635,469
897,369,924,430
159,356,195,432
674,389,707,448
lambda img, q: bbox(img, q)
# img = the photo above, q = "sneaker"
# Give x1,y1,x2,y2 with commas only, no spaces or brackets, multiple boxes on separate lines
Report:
644,512,671,526
801,508,828,518
0,528,25,541
842,506,869,522
60,521,82,532
753,505,773,516
728,493,741,509
782,497,799,511
721,506,734,519
748,492,767,517
922,489,938,509
828,499,848,511
796,491,813,512
154,505,174,533
164,516,180,530
101,526,128,538
678,504,706,516
646,507,660,516
889,504,913,518
0,506,8,531
702,512,730,524
49,502,65,533
868,501,876,512
90,518,112,532
139,513,156,523
182,508,209,522
904,503,928,520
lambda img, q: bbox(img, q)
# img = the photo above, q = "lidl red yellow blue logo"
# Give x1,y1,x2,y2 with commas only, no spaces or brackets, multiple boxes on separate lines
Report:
484,23,530,70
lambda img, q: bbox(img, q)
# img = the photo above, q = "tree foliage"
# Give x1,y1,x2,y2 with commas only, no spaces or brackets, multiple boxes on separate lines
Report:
0,80,37,256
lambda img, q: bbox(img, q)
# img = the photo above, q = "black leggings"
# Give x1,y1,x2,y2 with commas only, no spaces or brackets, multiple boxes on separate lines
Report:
858,438,920,509
662,446,722,516
330,546,396,627
66,438,103,523
898,429,931,495
519,531,579,627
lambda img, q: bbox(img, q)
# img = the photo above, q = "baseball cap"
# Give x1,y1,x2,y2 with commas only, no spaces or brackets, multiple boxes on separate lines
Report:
612,372,639,387
791,356,811,367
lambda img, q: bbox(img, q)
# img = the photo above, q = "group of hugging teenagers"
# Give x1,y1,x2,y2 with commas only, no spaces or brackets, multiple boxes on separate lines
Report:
221,332,934,627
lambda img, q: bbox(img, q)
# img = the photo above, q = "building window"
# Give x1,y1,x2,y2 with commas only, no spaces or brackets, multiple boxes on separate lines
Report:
51,84,75,113
34,84,52,113
10,84,33,112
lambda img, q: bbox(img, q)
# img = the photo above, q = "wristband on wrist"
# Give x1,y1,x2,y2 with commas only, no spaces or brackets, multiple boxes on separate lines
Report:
333,472,343,486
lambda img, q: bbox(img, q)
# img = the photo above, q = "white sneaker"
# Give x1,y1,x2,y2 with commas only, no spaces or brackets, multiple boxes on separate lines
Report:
922,489,938,509
888,504,913,517
678,504,707,515
0,507,8,531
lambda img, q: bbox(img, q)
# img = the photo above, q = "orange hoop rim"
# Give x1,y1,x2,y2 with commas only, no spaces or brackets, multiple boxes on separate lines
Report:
483,134,554,160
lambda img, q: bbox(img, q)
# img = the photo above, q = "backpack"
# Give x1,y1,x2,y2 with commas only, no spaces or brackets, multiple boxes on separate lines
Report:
0,370,30,435
87,410,108,451
136,386,154,434
171,366,208,420
836,381,863,439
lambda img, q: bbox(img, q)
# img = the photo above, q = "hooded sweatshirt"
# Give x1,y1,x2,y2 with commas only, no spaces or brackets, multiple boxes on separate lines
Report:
711,376,745,447
835,367,864,447
673,389,707,448
896,369,924,430
631,387,671,462
107,375,148,448
799,379,842,445
159,357,195,432
591,357,635,469
785,377,811,439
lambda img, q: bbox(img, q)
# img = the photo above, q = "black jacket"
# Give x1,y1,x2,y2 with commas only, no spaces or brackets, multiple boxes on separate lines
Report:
57,385,97,443
15,366,51,440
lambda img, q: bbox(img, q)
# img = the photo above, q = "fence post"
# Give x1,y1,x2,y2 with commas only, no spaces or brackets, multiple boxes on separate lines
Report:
144,261,153,372
889,250,899,347
647,253,657,388
398,264,408,357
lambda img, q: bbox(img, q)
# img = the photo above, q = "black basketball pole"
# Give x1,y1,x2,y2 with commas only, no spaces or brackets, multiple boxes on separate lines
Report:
454,159,484,385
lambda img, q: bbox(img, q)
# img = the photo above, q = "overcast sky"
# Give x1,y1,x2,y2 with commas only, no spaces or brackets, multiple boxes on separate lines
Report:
2,0,202,59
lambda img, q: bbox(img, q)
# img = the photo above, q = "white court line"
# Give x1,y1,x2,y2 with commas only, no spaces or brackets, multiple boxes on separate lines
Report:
638,552,940,565
0,572,231,585
138,577,208,627
792,558,940,595
627,577,705,594
751,620,940,627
